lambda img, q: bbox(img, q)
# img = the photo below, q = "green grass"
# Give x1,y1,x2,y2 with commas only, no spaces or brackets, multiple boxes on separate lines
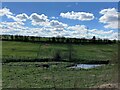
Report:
2,41,118,61
2,62,117,88
2,41,118,88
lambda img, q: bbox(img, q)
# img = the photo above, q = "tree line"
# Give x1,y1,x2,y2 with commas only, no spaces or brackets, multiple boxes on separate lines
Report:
0,35,118,44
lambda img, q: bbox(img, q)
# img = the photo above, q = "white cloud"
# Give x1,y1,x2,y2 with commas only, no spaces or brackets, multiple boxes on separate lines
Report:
99,8,119,29
50,16,58,19
1,21,24,29
89,29,114,35
6,14,17,21
0,8,29,26
16,13,29,21
50,20,68,29
0,21,27,35
67,25,118,40
0,8,17,21
108,32,118,40
51,16,56,19
0,7,118,40
30,13,49,22
88,29,118,40
67,25,87,31
29,13,68,29
67,25,87,38
1,21,118,40
29,13,50,26
0,8,13,17
60,11,94,21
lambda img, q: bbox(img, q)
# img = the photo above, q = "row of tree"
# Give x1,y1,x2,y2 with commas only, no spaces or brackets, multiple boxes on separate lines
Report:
0,35,118,44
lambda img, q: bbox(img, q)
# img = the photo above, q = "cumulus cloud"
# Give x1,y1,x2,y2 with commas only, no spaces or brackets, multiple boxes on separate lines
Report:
0,8,29,26
30,13,49,22
1,21,24,29
0,21,28,35
67,25,87,37
1,21,118,40
60,11,94,21
67,25,118,40
88,29,118,40
67,25,87,31
2,13,28,23
16,13,29,21
0,8,16,21
29,13,68,29
0,7,118,40
0,8,13,16
6,14,17,21
99,8,119,29
29,13,50,26
50,20,68,29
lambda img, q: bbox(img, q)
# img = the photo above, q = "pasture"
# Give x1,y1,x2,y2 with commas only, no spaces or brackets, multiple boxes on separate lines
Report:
2,62,117,88
2,41,118,88
2,41,118,61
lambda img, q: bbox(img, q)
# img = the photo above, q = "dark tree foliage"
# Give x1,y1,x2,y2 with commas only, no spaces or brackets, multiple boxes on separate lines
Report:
53,50,61,61
92,36,96,44
52,37,56,43
1,35,117,44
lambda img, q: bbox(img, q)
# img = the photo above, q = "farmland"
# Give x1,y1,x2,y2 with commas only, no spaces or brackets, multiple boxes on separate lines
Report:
2,41,118,88
2,62,117,88
2,41,118,61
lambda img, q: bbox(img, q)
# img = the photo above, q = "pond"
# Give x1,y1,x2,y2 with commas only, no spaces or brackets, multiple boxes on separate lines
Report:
70,64,102,69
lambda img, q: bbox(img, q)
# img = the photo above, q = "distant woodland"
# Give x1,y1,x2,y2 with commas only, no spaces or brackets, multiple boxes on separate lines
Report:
1,35,118,44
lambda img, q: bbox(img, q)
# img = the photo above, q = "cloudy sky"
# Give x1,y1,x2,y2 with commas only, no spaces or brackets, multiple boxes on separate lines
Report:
0,2,119,40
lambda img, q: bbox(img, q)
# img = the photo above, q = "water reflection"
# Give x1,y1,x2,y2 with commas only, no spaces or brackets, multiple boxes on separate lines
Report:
70,64,102,69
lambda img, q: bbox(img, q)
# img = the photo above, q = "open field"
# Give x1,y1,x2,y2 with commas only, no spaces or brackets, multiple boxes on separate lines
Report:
2,62,117,88
2,41,118,88
2,41,118,61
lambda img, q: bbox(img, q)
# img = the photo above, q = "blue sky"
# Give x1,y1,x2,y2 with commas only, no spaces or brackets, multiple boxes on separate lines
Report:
0,2,119,39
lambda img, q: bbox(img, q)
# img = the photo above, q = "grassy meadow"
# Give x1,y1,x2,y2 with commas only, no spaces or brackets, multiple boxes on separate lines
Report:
2,41,118,61
2,41,118,88
2,62,117,88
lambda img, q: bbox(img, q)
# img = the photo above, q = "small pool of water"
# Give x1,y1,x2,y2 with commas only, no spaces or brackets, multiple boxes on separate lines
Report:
70,64,102,69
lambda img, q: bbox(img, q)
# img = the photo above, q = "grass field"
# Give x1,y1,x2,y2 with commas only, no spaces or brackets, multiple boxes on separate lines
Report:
2,41,118,88
2,62,117,88
2,41,118,61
